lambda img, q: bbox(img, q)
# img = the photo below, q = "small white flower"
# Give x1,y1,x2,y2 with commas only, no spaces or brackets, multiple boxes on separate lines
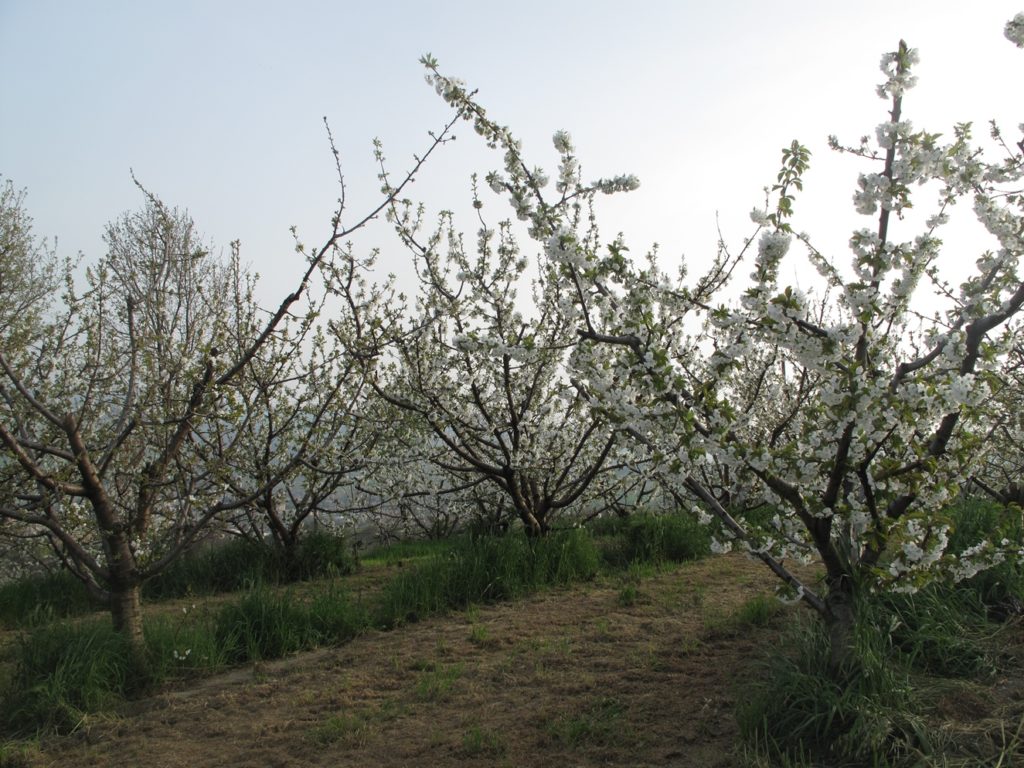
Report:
710,537,733,555
757,230,791,264
749,208,769,226
776,585,805,606
552,130,574,154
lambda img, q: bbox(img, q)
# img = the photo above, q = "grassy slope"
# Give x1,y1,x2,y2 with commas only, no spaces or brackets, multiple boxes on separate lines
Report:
10,554,794,768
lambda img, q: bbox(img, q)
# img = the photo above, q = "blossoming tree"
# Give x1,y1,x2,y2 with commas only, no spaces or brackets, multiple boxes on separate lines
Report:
328,160,637,536
419,16,1024,670
203,257,385,564
969,323,1024,508
0,113,457,660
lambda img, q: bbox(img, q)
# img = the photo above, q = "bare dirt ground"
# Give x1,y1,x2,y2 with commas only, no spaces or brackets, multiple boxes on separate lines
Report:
22,555,795,768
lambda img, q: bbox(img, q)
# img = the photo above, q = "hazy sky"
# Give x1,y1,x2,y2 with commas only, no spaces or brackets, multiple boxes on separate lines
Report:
2,1,1021,306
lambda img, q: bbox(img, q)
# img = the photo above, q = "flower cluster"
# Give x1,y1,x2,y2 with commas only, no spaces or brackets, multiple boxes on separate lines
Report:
1006,13,1024,48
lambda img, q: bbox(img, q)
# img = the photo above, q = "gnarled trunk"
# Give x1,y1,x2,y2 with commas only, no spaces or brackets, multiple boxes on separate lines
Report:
521,512,549,537
509,471,551,537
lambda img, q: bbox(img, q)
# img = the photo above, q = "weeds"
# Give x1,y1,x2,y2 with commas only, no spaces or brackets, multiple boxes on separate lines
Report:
461,725,507,757
0,578,368,737
617,583,641,606
946,498,1024,618
468,624,493,647
737,613,920,765
0,532,359,632
374,530,598,627
0,571,96,628
308,713,369,747
738,579,1013,766
591,512,710,569
361,537,451,566
144,531,357,601
0,620,138,735
215,588,313,663
705,593,785,636
144,606,227,679
414,663,463,702
872,585,997,679
734,594,784,627
550,697,625,747
0,740,39,768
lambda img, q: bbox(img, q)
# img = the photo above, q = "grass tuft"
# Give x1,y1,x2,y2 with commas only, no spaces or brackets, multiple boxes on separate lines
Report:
374,530,598,627
549,697,625,748
414,663,463,702
591,512,710,569
738,580,1006,766
143,531,357,601
737,613,921,765
0,571,96,628
308,713,370,747
461,725,507,757
0,620,138,736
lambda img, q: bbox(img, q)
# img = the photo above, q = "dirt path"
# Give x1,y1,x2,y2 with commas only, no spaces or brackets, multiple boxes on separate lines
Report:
30,555,799,767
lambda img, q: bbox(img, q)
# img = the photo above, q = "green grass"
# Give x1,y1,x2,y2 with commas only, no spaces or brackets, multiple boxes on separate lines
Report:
0,518,714,738
360,537,453,566
468,623,493,647
414,662,463,702
946,497,1024,616
0,619,139,735
143,537,279,599
733,594,785,627
549,697,625,747
617,582,642,606
286,531,359,581
460,725,507,757
737,612,921,765
590,512,710,569
0,532,358,630
0,571,96,628
0,739,40,768
734,497,1024,765
214,588,313,664
308,713,370,747
0,579,369,737
144,606,229,679
144,531,357,600
873,585,997,679
373,529,599,627
738,577,1009,767
213,581,369,665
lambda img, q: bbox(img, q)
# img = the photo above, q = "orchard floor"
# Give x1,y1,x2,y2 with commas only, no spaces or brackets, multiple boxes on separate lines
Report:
16,555,1024,767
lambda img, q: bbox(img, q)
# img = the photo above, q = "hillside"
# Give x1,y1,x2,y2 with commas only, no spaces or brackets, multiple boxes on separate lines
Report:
16,556,795,767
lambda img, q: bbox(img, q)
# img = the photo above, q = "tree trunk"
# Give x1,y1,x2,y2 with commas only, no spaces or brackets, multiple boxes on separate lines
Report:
824,578,857,677
110,580,148,671
521,508,549,537
280,531,301,581
104,523,148,672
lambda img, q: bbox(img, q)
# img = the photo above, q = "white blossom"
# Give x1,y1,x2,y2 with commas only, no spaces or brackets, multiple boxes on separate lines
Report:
552,130,574,154
1006,13,1024,48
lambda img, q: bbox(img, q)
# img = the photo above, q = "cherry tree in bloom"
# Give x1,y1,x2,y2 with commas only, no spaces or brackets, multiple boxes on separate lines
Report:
0,114,458,658
0,194,262,662
360,430,516,540
969,325,1024,509
201,272,382,564
420,22,1024,670
326,143,639,537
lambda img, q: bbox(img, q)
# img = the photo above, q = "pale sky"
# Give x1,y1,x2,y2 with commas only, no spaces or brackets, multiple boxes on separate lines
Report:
2,1,1021,308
